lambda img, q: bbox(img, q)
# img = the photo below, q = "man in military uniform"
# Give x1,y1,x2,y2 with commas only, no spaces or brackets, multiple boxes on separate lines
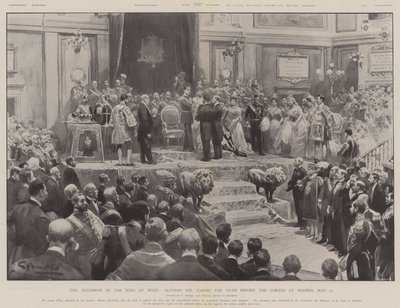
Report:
245,95,265,155
119,73,133,94
179,84,195,152
212,95,224,160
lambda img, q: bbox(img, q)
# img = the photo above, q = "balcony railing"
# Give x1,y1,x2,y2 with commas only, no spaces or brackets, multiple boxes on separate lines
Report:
361,138,393,171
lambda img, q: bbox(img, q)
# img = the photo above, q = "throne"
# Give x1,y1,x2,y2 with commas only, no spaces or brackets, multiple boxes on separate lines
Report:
160,105,184,147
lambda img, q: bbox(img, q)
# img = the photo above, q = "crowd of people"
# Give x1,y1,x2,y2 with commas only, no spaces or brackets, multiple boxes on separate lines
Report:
6,149,394,281
287,156,394,281
61,72,392,164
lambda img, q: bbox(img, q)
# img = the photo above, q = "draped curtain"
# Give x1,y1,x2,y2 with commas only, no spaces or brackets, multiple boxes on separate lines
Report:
108,13,125,86
109,13,195,93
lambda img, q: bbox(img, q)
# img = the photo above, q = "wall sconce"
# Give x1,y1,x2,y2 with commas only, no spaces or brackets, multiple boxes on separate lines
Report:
67,29,89,53
222,38,244,61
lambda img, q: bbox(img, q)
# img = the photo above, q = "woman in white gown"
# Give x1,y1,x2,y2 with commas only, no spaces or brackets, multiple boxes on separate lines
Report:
223,95,254,155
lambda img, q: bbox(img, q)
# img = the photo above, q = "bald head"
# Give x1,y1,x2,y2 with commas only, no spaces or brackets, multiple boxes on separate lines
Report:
47,219,74,244
104,186,117,202
178,228,201,253
64,184,78,200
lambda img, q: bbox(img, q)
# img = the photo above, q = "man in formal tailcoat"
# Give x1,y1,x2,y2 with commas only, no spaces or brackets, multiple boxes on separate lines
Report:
287,157,308,228
137,94,155,164
215,223,231,264
9,219,83,280
7,179,50,264
195,93,214,161
219,240,249,280
211,95,224,159
43,166,66,219
331,169,350,256
240,238,262,277
179,84,195,152
245,95,265,155
368,172,387,215
63,157,81,190
252,248,280,280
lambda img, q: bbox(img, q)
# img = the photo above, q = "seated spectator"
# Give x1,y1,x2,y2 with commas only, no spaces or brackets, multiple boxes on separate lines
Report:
215,223,231,264
9,219,83,280
164,203,185,260
7,166,21,212
97,173,111,206
219,240,249,280
321,258,338,280
253,248,280,280
156,228,219,280
240,238,262,277
157,201,171,223
281,255,302,280
198,236,232,280
62,184,78,218
106,217,174,280
93,200,150,279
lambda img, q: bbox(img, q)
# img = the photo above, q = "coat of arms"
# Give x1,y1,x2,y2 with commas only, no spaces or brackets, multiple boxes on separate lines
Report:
138,35,164,68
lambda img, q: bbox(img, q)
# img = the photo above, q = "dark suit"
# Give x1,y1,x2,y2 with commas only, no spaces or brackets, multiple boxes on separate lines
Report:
97,184,106,206
253,269,281,280
287,166,307,226
215,241,229,264
240,258,257,277
332,181,350,255
9,249,83,280
369,183,386,215
220,257,250,280
7,178,21,212
7,199,50,262
62,199,74,218
16,185,30,204
63,167,81,190
44,178,66,217
179,96,195,151
198,255,232,280
196,102,214,161
245,104,264,154
136,185,149,202
157,213,171,224
137,102,154,163
212,102,224,159
156,255,219,280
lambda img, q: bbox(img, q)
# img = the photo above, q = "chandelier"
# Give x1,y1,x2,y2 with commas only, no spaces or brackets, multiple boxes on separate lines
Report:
326,63,345,84
223,38,244,60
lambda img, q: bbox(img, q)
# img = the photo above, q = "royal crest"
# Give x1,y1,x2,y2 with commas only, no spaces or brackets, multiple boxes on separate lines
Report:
138,35,164,68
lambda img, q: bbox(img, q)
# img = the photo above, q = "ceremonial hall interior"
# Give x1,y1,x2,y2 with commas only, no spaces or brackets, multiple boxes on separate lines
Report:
7,13,394,281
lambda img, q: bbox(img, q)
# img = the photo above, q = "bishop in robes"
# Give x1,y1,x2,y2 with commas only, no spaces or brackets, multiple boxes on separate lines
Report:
110,94,137,166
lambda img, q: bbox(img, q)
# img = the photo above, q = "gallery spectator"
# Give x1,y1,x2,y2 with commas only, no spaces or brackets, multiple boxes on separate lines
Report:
281,255,302,280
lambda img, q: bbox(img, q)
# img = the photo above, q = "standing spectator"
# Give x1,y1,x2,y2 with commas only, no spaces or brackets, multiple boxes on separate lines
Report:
378,190,394,280
9,219,83,280
220,240,249,280
165,203,185,260
287,157,307,228
179,84,195,152
156,228,219,280
156,201,171,223
66,193,104,279
44,166,65,219
215,223,232,264
83,183,100,217
198,236,232,280
321,258,338,280
116,176,126,195
136,176,150,202
368,172,386,215
118,183,134,222
147,194,158,218
331,169,350,256
8,179,50,264
240,238,262,277
63,157,81,190
16,168,34,204
106,218,173,280
337,128,359,167
252,248,280,280
281,255,302,280
92,201,149,279
62,184,78,218
7,166,21,212
344,199,379,280
97,173,110,206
